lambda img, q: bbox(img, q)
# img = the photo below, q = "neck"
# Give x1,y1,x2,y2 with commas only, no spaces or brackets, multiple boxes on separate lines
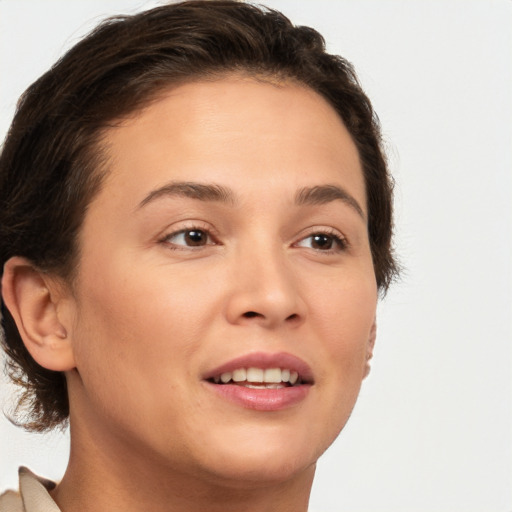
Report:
51,418,315,512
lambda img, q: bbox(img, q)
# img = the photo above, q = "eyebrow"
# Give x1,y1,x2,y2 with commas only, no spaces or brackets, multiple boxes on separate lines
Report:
138,180,365,219
295,184,365,219
138,181,236,209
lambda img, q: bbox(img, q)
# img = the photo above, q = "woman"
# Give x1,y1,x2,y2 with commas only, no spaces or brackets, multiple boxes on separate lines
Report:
0,1,397,511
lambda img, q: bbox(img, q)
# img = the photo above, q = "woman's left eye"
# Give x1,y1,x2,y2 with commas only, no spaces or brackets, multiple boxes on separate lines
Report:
295,232,347,252
163,229,214,248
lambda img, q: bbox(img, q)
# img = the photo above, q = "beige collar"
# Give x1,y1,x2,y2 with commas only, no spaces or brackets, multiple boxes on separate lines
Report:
0,467,60,512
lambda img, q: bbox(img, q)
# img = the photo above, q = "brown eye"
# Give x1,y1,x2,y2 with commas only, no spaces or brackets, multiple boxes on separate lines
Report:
296,232,346,252
310,234,334,250
164,229,212,247
183,230,208,246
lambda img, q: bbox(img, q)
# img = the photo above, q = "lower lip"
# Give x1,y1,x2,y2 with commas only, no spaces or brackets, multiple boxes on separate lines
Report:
205,382,311,411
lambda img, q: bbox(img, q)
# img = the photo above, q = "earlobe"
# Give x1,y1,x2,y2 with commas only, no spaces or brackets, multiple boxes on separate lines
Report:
1,256,76,372
363,319,377,379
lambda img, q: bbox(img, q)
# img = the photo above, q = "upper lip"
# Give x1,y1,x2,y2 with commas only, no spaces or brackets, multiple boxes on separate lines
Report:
203,351,314,384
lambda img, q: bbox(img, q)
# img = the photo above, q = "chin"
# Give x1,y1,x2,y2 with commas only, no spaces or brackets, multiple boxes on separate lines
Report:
189,424,326,487
206,454,316,489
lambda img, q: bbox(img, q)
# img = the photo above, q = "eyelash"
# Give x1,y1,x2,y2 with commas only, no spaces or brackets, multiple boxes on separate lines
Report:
159,224,218,250
159,225,348,253
294,228,348,254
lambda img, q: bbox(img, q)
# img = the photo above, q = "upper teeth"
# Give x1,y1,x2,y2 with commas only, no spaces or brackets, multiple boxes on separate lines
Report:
214,367,299,385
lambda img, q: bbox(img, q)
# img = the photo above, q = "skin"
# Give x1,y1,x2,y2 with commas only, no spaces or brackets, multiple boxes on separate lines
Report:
4,77,377,512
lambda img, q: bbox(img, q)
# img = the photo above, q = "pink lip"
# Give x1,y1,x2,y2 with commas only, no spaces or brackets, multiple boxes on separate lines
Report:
204,351,314,383
203,352,313,412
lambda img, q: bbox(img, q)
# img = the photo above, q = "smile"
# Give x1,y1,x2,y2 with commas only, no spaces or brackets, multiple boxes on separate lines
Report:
204,353,313,411
210,367,301,387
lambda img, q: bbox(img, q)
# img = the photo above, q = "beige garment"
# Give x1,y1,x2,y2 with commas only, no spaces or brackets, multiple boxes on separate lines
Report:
0,468,60,512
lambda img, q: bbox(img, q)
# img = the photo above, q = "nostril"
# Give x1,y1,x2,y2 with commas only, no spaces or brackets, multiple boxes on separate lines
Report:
286,313,299,321
243,311,260,318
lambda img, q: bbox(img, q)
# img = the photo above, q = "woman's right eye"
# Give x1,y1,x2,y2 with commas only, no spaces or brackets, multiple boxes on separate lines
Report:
162,228,214,248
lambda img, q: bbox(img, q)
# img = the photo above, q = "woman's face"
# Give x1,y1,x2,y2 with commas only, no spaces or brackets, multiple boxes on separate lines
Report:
65,77,377,484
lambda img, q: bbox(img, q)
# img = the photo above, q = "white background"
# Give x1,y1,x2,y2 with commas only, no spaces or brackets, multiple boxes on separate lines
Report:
1,1,511,511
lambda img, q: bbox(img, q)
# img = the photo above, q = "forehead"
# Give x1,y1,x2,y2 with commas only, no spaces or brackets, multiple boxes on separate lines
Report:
96,77,365,211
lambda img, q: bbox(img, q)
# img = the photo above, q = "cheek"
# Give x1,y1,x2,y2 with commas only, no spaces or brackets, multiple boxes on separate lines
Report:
307,271,376,405
70,256,221,387
311,268,376,349
68,267,198,439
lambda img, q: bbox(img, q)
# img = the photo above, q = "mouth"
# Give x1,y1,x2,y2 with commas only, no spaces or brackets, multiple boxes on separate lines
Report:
207,367,307,388
203,352,313,411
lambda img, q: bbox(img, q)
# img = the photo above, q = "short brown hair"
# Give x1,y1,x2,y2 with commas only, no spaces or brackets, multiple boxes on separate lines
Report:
0,0,398,431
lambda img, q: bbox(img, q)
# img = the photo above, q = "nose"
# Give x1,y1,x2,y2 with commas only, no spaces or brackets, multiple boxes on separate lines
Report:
224,245,307,329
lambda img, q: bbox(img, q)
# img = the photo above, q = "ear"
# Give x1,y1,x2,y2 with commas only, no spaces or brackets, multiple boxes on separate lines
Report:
1,256,76,371
363,319,376,379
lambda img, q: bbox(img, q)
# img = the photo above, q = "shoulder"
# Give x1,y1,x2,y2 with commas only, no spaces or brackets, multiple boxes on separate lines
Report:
0,468,60,512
